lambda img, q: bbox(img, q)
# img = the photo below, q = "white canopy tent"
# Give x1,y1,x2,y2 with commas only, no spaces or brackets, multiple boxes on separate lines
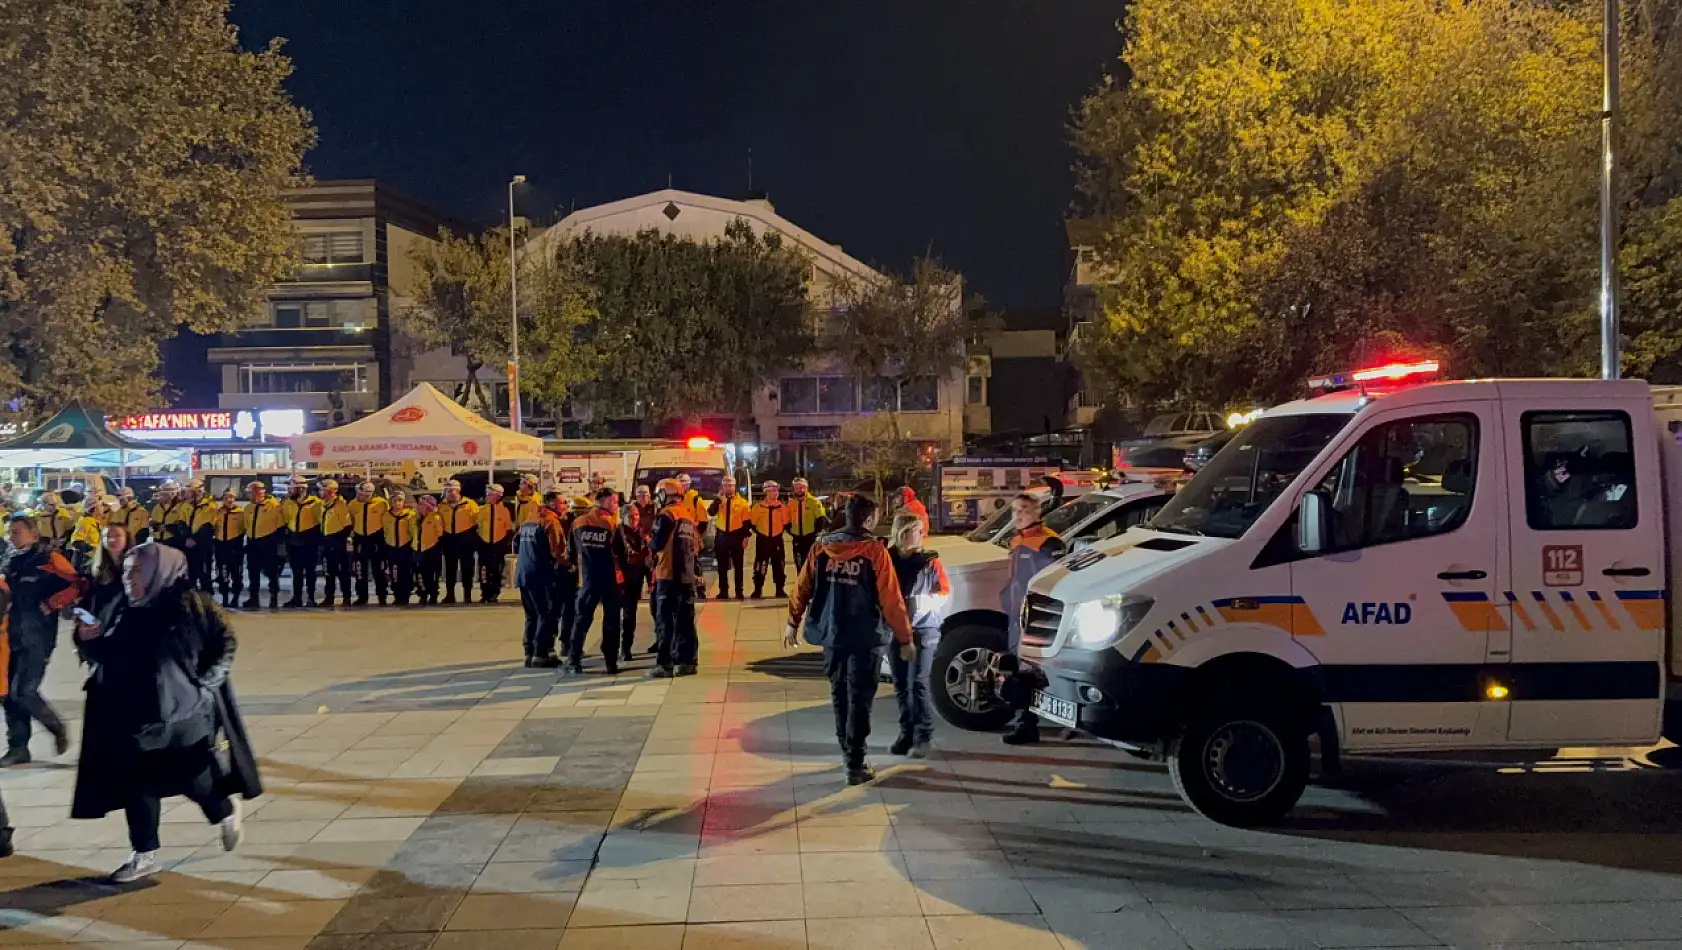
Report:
288,382,542,466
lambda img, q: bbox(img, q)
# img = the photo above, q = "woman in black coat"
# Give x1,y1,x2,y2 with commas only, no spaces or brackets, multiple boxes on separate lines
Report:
71,542,262,884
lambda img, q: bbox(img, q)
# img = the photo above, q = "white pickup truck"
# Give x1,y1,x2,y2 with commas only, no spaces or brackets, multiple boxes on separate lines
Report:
1021,364,1682,826
922,482,1170,729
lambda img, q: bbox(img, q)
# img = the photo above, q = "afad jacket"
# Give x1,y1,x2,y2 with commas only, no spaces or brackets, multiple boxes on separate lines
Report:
788,529,912,652
1003,523,1064,648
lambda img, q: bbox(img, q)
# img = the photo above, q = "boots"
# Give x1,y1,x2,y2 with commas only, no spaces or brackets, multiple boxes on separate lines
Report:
1002,712,1041,746
268,593,280,611
0,826,13,858
891,734,914,756
0,748,29,768
844,747,875,785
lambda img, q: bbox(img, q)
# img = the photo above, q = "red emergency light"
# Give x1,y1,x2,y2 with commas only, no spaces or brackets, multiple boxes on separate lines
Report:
1309,359,1441,393
685,436,715,450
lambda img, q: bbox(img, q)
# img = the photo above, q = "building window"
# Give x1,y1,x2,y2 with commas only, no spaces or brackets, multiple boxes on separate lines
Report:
779,377,819,414
240,362,370,394
967,375,986,405
267,299,372,330
781,375,941,415
301,230,366,265
899,376,939,412
817,376,857,413
862,377,897,413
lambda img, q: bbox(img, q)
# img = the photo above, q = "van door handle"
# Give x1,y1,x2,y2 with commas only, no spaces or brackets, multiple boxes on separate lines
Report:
1437,570,1487,580
1603,566,1652,577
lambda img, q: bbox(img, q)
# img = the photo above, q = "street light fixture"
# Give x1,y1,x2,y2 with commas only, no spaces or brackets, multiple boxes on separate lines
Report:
508,174,526,431
1599,0,1620,380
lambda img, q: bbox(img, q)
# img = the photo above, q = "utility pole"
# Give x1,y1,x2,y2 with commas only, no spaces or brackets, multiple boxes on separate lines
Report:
1599,0,1621,380
508,175,526,430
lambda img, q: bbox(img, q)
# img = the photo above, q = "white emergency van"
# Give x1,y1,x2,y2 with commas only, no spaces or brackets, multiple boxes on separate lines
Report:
1021,362,1682,826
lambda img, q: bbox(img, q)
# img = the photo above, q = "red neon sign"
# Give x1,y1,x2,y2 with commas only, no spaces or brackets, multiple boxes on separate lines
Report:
117,411,233,431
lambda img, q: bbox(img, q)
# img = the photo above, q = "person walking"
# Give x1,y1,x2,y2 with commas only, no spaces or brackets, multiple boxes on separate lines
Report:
709,476,751,600
1,514,85,766
70,543,260,884
785,494,914,784
749,481,789,599
317,480,353,608
348,481,389,606
515,491,567,669
280,481,322,609
437,480,479,604
998,493,1065,746
242,482,285,611
475,484,514,604
211,491,246,607
412,495,445,606
647,479,699,679
569,487,629,675
185,480,216,594
888,513,949,758
787,477,827,571
384,491,418,606
620,484,658,661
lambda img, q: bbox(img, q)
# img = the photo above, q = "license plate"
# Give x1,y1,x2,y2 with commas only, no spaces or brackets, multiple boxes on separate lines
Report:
1030,690,1077,727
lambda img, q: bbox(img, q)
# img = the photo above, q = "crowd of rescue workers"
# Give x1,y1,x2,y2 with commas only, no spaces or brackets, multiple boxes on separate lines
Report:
0,469,1068,878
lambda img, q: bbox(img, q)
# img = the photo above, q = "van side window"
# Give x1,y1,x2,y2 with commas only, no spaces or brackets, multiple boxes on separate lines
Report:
1521,411,1636,530
1310,415,1478,553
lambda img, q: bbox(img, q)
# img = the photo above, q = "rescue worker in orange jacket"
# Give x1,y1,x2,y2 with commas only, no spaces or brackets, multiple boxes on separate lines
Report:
620,483,658,661
3,514,85,767
568,487,630,675
785,493,914,785
749,481,789,599
998,493,1066,746
476,484,514,604
647,479,699,679
515,491,568,668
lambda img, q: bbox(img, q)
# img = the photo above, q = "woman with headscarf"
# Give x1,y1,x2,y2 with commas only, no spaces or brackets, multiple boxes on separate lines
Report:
70,542,262,884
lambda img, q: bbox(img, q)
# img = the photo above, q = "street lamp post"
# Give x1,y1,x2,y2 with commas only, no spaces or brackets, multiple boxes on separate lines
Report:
1600,0,1620,380
508,175,526,430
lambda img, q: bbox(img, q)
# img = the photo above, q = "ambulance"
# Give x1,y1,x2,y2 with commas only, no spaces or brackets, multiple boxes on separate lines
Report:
1020,360,1682,826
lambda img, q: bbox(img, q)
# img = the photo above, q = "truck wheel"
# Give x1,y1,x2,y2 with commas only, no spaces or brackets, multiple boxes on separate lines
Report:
1168,705,1308,827
931,625,1014,732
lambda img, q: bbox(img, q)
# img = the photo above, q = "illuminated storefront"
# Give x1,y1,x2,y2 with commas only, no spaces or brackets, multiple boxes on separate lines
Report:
115,408,306,470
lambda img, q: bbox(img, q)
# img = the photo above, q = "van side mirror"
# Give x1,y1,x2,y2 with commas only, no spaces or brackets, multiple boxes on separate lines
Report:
1297,492,1327,554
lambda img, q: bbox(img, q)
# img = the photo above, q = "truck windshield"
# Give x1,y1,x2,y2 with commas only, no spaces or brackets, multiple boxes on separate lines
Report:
1148,413,1349,539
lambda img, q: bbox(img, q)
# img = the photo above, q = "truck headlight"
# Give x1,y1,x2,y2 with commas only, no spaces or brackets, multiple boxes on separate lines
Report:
1069,595,1153,649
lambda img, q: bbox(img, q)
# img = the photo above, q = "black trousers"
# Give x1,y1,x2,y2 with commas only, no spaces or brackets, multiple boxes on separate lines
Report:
286,531,320,603
124,751,233,853
791,533,818,573
556,569,578,647
245,535,282,604
443,533,476,600
4,640,63,752
571,585,623,664
214,539,244,598
353,534,388,602
714,529,748,596
521,583,558,659
825,647,883,766
321,531,352,603
621,563,649,653
652,580,697,669
752,533,786,595
479,538,510,602
417,547,442,603
389,546,416,604
187,538,214,593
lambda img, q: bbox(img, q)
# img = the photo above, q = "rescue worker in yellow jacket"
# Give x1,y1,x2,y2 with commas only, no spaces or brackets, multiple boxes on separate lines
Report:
476,484,514,604
437,480,479,604
749,481,789,599
66,497,106,574
412,495,445,605
107,486,151,543
149,480,195,551
184,480,217,594
787,477,828,570
514,475,544,525
348,480,389,606
318,479,354,608
281,481,323,608
34,493,76,548
709,476,752,600
243,481,285,610
383,490,418,606
211,490,247,606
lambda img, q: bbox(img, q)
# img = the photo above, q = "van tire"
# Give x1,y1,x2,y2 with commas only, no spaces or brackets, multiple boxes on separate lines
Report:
1168,704,1309,827
931,625,1014,732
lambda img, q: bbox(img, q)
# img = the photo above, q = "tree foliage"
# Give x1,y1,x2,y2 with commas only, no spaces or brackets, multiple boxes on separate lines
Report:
0,0,314,418
826,257,968,390
1072,0,1682,406
566,219,815,421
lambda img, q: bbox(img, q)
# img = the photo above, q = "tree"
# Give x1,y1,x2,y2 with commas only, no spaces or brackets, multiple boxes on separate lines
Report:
400,227,598,420
0,0,314,419
1070,0,1606,406
567,219,815,422
820,414,927,503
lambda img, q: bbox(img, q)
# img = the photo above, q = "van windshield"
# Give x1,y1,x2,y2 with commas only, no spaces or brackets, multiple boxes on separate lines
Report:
635,467,725,497
1149,413,1349,539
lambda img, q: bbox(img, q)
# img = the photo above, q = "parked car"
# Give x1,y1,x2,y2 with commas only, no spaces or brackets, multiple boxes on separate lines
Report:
1114,434,1207,483
911,481,1173,730
1182,428,1239,472
1142,411,1226,439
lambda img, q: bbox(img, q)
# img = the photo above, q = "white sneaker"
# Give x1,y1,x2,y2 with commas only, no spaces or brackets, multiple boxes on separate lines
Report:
110,850,160,884
219,797,243,852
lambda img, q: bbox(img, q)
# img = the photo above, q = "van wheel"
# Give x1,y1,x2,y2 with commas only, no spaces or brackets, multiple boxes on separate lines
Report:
1168,705,1308,827
931,625,1014,732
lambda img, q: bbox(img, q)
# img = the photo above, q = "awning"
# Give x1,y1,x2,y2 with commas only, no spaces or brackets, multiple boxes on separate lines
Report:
288,382,543,464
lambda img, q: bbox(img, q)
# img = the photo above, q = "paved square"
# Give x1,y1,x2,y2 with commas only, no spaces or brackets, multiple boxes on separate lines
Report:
4,598,1682,949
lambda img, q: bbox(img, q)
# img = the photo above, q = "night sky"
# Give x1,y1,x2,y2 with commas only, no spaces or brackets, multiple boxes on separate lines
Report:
229,1,1123,308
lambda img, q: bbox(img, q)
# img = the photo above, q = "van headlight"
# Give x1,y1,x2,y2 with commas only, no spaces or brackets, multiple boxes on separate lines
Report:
1069,595,1153,649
